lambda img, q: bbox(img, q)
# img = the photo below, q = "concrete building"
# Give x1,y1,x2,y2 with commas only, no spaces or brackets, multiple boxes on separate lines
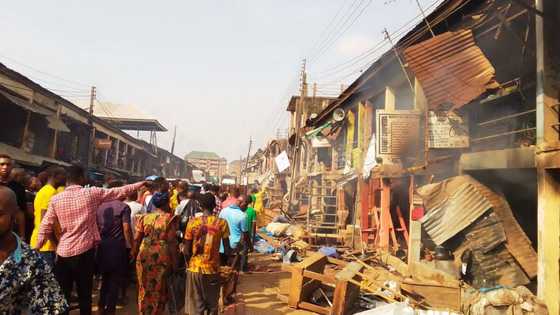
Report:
228,159,245,178
0,62,191,182
184,151,227,181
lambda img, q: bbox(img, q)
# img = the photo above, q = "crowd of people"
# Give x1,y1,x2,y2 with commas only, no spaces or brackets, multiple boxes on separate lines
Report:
0,153,264,315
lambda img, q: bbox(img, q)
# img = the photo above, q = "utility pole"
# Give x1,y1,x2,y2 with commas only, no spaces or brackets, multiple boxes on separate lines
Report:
312,82,317,99
238,154,242,185
414,0,435,37
170,125,177,155
535,0,560,313
287,59,307,211
87,86,96,167
243,136,253,186
384,28,415,93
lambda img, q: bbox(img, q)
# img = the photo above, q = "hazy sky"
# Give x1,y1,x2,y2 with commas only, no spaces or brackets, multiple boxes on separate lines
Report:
1,0,440,161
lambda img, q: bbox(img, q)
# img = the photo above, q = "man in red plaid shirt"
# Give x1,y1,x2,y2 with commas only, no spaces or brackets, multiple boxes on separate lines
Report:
35,165,145,315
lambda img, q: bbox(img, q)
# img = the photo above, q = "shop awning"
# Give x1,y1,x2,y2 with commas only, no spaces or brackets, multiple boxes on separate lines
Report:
0,142,70,167
46,115,71,132
0,90,53,115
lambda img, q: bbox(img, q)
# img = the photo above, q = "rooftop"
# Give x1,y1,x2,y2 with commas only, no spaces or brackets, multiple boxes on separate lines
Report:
286,95,337,112
185,151,225,161
83,102,167,132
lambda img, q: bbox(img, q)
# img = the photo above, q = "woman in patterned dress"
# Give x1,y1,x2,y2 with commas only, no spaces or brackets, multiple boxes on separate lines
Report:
131,191,178,314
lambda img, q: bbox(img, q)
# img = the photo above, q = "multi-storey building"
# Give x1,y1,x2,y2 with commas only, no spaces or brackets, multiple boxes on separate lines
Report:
184,151,227,182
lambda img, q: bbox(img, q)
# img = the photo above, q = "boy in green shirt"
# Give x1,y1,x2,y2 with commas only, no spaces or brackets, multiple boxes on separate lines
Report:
246,195,257,249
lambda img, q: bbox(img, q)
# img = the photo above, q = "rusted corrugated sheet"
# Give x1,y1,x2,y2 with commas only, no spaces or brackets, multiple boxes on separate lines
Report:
404,30,499,110
418,175,538,279
417,176,492,245
454,213,529,288
470,180,538,278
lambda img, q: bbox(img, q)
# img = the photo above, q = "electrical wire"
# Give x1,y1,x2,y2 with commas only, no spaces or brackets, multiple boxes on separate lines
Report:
94,91,117,118
0,52,91,89
328,0,476,100
309,0,374,64
311,0,444,84
307,0,365,63
308,0,462,89
306,0,352,60
312,0,443,79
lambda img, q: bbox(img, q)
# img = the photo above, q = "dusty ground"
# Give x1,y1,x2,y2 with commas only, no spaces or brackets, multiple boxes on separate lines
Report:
237,252,315,315
238,272,314,315
69,252,316,314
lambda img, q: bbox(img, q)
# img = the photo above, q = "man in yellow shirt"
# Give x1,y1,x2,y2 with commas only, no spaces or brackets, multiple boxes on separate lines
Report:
184,193,231,315
30,166,66,268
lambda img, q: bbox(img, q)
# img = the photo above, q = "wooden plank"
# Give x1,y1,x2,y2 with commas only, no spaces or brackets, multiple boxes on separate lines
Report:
409,261,461,287
288,253,328,307
298,302,330,315
327,256,348,267
303,270,336,284
301,253,328,273
379,179,391,249
378,251,411,277
332,266,362,315
335,262,363,281
401,280,461,311
288,267,305,307
332,280,352,315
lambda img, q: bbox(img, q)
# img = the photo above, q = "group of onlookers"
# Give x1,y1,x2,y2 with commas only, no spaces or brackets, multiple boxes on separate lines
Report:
0,152,264,315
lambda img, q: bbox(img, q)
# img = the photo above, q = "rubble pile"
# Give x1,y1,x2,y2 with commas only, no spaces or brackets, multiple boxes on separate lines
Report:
251,174,548,314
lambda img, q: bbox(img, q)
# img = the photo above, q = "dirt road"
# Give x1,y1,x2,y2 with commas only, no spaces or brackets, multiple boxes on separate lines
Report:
70,253,315,314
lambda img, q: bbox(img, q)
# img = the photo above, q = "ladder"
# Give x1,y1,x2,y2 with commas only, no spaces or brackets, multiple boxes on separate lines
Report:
304,176,344,244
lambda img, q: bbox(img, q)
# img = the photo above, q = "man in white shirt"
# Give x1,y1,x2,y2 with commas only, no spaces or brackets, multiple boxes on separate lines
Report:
125,191,143,233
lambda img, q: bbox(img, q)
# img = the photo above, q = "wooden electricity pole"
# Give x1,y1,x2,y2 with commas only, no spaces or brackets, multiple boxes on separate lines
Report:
287,59,307,211
243,136,253,186
87,86,96,167
170,125,177,155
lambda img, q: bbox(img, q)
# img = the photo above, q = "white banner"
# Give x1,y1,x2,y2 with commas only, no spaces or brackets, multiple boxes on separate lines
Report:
362,135,377,178
275,151,290,173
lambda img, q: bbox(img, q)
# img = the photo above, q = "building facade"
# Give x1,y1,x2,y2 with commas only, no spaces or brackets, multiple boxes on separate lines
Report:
184,151,227,182
0,62,189,182
292,0,559,311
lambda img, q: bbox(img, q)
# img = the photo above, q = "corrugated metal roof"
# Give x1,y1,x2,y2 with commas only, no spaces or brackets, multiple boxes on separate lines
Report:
419,175,537,279
418,176,492,245
470,179,538,278
404,30,499,110
454,213,529,288
311,0,472,126
462,212,506,253
0,89,53,116
185,151,224,160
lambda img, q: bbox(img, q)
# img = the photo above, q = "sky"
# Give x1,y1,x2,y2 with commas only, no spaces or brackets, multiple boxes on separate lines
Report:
0,0,441,162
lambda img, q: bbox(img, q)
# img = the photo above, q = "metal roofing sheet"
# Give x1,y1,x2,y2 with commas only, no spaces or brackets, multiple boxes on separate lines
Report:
470,179,538,278
454,213,529,288
404,30,499,110
0,90,53,116
46,115,70,133
419,175,537,278
418,176,492,245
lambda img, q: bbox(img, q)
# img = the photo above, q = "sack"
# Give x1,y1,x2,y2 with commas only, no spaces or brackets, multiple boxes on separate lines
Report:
167,269,186,314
